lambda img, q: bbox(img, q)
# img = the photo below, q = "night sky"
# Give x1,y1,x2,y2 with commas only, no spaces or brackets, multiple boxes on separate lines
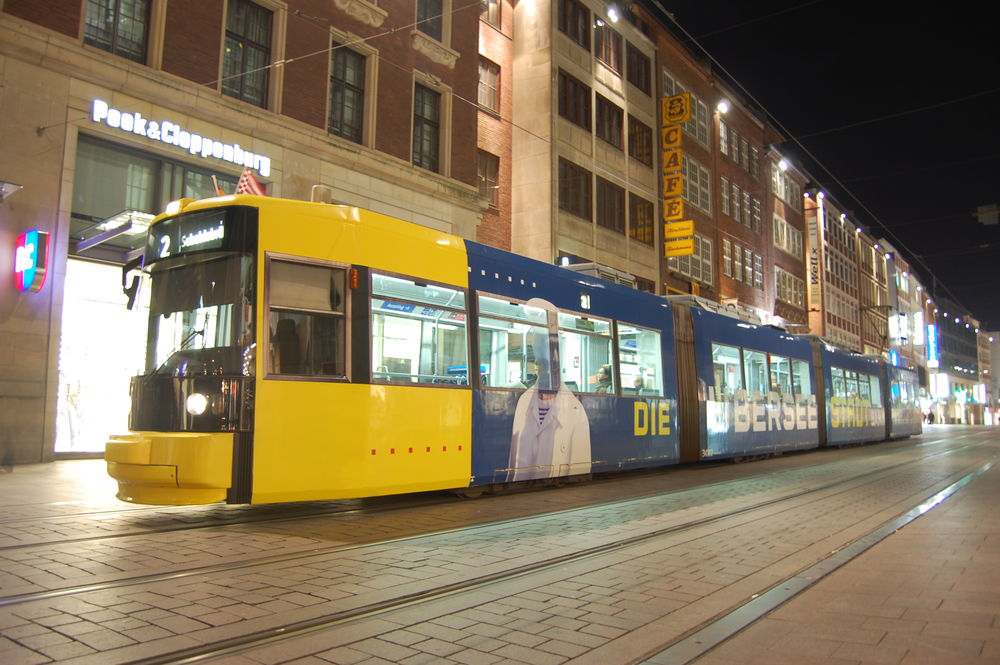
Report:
652,1,1000,328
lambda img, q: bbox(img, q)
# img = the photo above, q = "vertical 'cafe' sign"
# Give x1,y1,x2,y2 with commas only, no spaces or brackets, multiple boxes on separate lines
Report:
15,230,51,293
661,93,694,257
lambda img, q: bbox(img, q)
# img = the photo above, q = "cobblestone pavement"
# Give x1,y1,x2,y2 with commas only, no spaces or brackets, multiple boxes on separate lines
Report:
0,426,997,665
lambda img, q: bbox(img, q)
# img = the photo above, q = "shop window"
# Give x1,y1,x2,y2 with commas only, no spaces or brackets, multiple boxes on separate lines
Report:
329,43,366,143
619,324,662,395
371,274,467,385
222,0,272,108
84,0,150,63
267,259,347,378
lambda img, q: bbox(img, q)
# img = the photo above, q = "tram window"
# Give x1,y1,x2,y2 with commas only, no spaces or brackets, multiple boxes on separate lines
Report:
744,349,768,396
845,371,859,399
477,296,548,389
868,374,883,407
770,355,791,394
831,367,845,398
711,343,743,397
557,312,613,394
267,259,346,378
619,324,663,396
478,316,532,388
790,358,811,396
371,275,467,385
858,375,871,402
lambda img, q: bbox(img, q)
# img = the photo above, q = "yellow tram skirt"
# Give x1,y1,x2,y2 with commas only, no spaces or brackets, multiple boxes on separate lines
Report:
105,432,234,505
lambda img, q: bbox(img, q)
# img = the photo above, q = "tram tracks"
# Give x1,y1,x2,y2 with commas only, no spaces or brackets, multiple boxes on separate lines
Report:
0,437,978,610
0,435,993,665
108,439,996,665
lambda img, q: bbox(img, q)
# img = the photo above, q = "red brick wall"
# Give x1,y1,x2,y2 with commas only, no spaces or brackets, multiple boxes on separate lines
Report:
3,0,80,38
161,1,223,89
475,0,514,250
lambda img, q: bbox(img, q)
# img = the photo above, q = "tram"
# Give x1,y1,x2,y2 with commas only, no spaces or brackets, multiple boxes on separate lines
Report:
104,195,921,505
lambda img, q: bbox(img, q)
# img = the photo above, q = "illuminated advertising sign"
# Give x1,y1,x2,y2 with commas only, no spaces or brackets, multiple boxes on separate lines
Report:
927,324,939,368
14,230,50,293
91,99,271,177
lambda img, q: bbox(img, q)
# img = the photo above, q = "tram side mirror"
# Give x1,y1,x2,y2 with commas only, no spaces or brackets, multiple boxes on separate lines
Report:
122,255,144,310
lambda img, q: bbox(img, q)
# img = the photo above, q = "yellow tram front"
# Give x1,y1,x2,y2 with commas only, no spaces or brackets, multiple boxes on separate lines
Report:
105,195,474,505
106,199,258,504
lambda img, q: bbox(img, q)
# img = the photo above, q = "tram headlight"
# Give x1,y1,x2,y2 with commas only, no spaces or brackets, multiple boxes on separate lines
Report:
186,392,209,416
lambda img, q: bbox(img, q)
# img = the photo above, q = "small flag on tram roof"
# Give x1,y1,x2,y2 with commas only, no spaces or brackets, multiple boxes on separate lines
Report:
211,175,226,196
235,167,266,196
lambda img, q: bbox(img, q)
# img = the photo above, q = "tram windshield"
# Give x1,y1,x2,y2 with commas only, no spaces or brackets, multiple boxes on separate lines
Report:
145,253,255,376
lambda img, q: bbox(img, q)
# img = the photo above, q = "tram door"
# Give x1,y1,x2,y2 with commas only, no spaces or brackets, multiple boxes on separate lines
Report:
55,259,148,454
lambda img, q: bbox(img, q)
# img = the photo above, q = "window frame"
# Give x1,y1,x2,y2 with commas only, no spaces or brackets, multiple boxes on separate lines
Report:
558,69,591,131
328,41,367,144
412,82,442,173
594,21,622,73
370,271,470,387
264,253,350,381
557,0,590,50
478,150,500,208
83,0,151,63
221,0,274,109
627,115,653,167
478,57,501,114
558,157,592,221
625,42,651,95
595,94,623,149
595,176,625,234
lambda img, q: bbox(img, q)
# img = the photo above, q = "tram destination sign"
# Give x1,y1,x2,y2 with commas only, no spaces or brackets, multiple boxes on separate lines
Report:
147,209,229,261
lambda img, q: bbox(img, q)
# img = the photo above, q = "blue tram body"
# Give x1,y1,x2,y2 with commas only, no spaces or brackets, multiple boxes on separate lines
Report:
886,364,922,439
690,309,820,460
817,344,887,445
465,242,680,485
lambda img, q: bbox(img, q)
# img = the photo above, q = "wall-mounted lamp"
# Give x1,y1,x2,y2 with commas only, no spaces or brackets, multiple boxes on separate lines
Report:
717,100,730,114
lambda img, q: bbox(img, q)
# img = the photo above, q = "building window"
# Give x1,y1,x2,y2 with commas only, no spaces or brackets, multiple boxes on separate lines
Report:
558,69,591,131
558,0,590,50
663,71,709,146
480,0,499,27
722,238,732,277
595,95,623,149
773,214,804,258
668,233,713,286
417,0,443,41
222,0,272,108
596,177,625,233
478,58,500,113
84,0,149,63
721,177,730,216
627,115,652,166
329,44,366,143
629,194,654,246
594,22,622,72
478,151,499,208
683,156,711,213
719,119,729,156
772,165,802,212
413,84,441,172
776,266,806,308
559,158,591,221
625,43,650,95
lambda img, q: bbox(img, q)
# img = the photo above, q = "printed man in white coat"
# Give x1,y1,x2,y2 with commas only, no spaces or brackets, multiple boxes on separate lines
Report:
507,298,591,481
